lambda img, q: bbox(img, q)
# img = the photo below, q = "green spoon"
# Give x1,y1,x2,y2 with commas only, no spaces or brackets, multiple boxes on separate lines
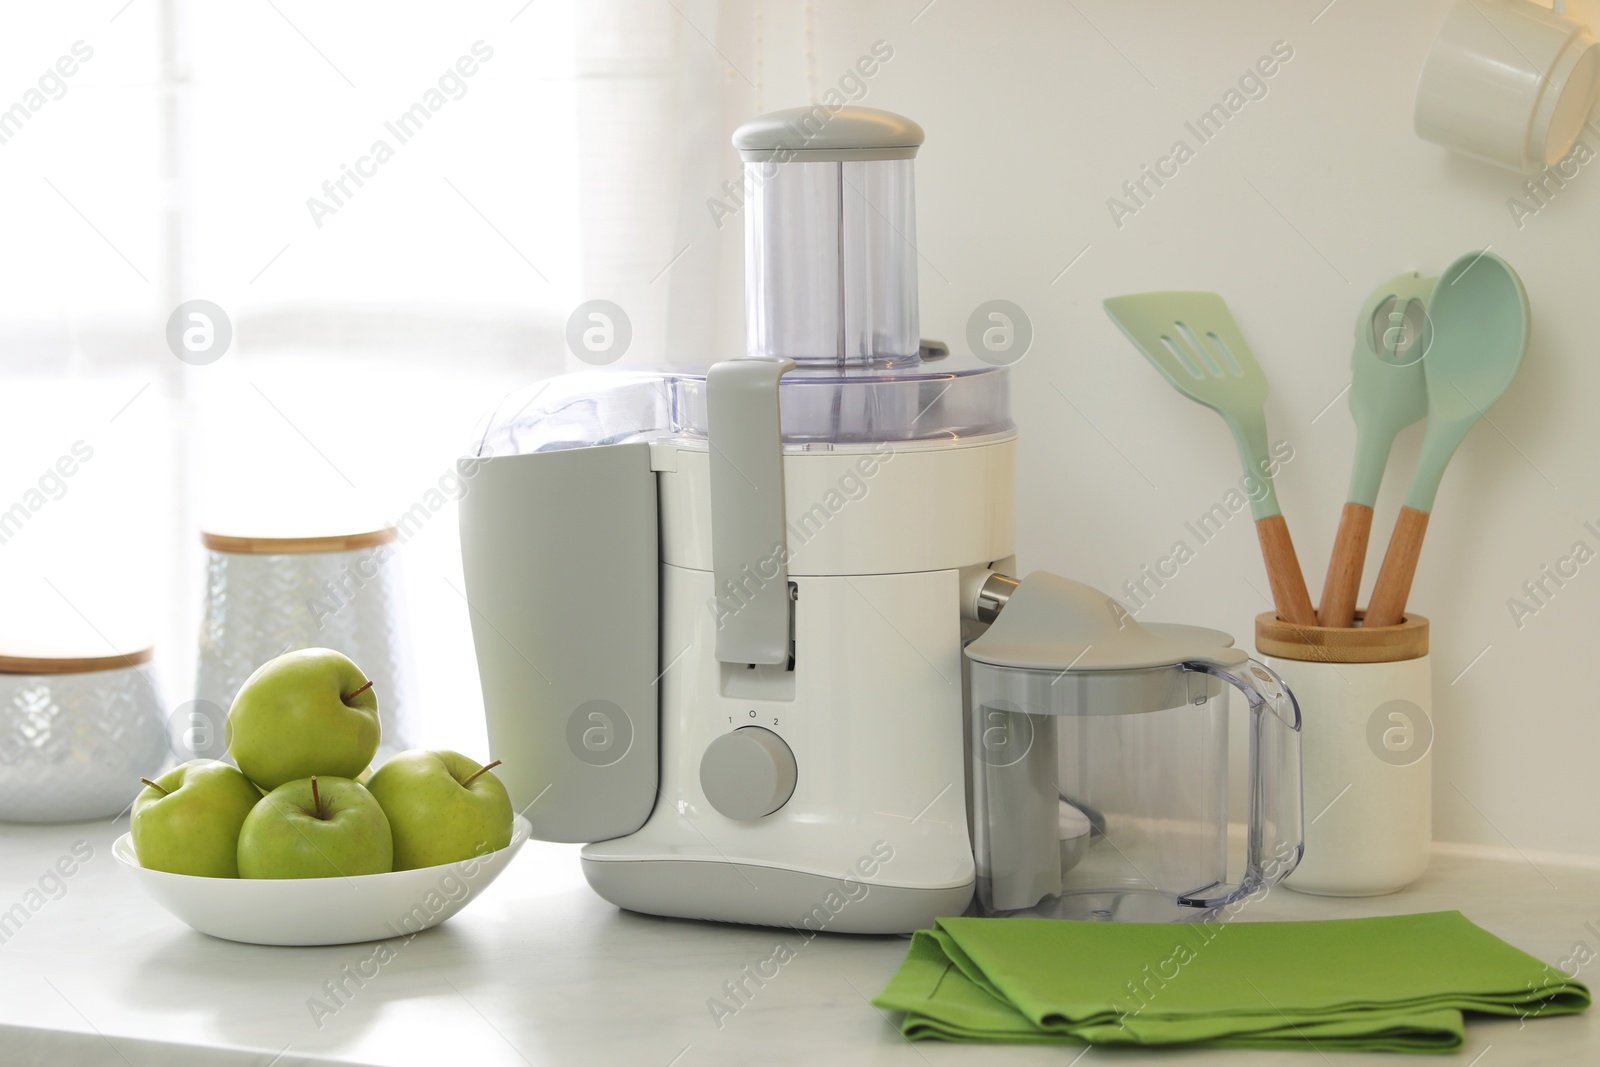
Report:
1317,272,1435,628
1365,252,1530,627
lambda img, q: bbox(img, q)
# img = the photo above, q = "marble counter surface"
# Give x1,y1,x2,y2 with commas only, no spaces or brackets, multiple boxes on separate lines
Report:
0,819,1594,1066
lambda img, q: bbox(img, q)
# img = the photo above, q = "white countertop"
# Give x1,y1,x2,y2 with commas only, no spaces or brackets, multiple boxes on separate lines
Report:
1,820,1594,1066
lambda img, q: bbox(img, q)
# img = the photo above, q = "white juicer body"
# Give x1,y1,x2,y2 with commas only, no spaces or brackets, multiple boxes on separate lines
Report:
581,435,1015,933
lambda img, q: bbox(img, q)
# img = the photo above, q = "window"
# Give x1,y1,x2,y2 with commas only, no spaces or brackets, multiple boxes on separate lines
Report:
1,1,596,754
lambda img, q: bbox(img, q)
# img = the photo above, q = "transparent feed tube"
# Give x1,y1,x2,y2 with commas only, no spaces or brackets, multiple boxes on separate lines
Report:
1178,658,1304,909
744,157,919,365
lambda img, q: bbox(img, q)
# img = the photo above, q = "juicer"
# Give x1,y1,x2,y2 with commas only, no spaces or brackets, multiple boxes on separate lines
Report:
461,107,1303,933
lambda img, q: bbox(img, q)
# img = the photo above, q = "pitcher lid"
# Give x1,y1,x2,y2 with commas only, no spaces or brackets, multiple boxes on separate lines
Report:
964,571,1246,672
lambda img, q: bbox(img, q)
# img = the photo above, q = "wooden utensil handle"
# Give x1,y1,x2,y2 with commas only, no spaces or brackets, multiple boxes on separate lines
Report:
1255,514,1317,626
1317,502,1374,628
1365,506,1431,628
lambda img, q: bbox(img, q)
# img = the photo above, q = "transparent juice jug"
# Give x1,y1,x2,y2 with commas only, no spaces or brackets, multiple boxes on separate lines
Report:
965,572,1303,921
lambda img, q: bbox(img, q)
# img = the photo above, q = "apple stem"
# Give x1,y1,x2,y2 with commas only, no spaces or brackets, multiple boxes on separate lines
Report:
139,777,169,797
345,680,375,703
311,775,324,819
460,760,503,788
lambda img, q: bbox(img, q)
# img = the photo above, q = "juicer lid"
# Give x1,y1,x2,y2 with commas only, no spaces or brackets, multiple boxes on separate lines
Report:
733,106,924,162
472,363,1014,455
964,571,1247,672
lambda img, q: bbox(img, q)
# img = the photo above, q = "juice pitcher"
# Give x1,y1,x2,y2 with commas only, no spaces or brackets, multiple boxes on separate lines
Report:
965,571,1303,921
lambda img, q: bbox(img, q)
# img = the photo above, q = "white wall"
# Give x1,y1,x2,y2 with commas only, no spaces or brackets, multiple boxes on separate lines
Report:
724,0,1600,860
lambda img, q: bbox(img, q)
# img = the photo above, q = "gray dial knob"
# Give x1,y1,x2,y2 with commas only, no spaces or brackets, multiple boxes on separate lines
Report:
699,727,797,820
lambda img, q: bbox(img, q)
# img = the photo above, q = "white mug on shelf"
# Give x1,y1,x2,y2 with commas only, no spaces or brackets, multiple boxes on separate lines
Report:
1415,0,1600,173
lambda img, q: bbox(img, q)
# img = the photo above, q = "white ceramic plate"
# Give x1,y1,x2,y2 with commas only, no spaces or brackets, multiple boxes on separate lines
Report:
115,815,530,946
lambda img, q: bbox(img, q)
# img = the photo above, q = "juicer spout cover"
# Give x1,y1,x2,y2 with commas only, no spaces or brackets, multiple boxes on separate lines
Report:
963,571,1247,672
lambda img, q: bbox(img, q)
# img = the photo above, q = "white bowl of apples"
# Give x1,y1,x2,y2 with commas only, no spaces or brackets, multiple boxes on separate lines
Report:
116,649,529,946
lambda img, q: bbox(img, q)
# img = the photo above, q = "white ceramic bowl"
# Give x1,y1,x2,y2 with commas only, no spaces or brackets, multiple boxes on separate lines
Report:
115,815,529,946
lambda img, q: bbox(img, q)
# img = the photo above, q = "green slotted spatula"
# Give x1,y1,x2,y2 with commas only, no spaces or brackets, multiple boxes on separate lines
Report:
1105,292,1317,626
1317,272,1435,628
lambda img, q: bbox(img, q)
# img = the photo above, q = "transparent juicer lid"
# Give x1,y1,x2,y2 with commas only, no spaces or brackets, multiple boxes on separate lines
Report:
476,106,1012,456
474,363,1011,455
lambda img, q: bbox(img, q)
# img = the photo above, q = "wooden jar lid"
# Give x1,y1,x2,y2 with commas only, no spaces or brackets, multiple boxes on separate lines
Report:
201,528,398,555
1255,611,1429,664
0,646,154,675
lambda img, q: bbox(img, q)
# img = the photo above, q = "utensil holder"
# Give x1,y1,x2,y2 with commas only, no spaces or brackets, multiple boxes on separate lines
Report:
1256,611,1430,897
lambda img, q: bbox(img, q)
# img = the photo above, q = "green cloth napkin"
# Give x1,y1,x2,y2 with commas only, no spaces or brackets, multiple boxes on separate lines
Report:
873,911,1589,1053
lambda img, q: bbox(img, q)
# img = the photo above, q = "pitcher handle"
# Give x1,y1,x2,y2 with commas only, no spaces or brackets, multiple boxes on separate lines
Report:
1176,658,1304,910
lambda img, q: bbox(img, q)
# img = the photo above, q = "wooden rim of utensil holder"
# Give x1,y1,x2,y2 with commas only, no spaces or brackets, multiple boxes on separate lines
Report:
1255,610,1428,664
201,528,398,555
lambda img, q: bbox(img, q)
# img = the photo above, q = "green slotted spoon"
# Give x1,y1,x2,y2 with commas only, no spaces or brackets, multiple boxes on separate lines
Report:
1365,252,1530,627
1317,272,1435,628
1104,292,1317,626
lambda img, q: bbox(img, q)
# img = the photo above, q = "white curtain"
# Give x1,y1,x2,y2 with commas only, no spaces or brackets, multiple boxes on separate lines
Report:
572,0,744,373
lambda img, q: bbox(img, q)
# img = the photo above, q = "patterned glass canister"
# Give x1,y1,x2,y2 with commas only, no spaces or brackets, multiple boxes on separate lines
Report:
192,528,416,765
1256,611,1431,896
0,646,169,822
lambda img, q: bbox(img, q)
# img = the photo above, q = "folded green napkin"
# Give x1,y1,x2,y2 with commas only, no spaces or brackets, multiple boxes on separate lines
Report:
873,911,1589,1053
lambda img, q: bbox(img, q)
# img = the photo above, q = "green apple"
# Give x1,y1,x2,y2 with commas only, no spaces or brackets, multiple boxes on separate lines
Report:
237,776,393,878
131,760,262,878
367,751,513,871
226,648,380,790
